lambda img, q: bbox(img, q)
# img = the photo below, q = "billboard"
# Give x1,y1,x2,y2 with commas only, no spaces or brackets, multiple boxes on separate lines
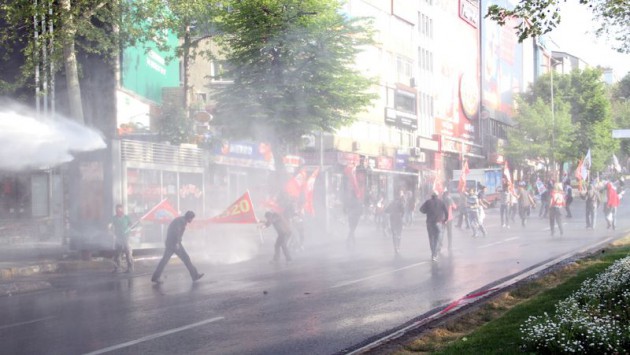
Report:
433,1,480,144
121,29,180,103
481,0,524,123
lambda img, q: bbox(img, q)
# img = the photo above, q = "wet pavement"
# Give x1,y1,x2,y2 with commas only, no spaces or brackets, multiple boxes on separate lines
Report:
0,199,627,354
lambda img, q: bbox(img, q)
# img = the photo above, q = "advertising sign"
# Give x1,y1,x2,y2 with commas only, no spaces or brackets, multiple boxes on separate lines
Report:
481,0,524,122
121,29,180,103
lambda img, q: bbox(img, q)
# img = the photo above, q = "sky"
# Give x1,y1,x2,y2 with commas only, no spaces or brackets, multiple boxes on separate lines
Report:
549,2,630,81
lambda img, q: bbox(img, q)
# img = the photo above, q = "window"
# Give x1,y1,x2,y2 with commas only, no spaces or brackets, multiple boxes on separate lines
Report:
395,91,416,115
210,61,234,82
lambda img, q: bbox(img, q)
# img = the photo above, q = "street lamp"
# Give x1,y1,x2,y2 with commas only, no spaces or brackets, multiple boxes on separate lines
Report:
549,56,560,181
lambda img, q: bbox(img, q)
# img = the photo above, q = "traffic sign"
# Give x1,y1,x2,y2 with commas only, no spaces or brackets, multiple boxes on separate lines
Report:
612,129,630,138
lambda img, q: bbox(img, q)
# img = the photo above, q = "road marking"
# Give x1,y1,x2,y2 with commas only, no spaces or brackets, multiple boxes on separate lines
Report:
83,316,224,355
0,316,56,330
478,237,520,249
330,262,428,289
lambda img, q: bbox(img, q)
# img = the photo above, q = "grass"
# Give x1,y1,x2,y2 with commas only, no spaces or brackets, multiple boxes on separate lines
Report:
382,237,630,355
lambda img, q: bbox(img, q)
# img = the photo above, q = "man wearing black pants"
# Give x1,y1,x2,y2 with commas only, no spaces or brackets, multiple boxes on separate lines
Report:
419,192,449,262
152,211,204,284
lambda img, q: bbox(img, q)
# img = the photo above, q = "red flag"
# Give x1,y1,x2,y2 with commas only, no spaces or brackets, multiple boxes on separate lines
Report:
206,191,258,224
140,199,179,224
285,168,307,198
458,160,469,192
344,164,365,200
303,168,320,215
574,159,583,181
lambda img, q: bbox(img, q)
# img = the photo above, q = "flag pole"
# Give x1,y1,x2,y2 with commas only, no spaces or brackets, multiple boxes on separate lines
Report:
128,198,169,231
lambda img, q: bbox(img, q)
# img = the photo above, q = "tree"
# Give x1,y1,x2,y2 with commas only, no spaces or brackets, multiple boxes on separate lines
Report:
126,0,220,113
486,0,630,54
0,0,126,124
210,0,376,171
611,73,630,159
506,96,574,174
520,68,616,172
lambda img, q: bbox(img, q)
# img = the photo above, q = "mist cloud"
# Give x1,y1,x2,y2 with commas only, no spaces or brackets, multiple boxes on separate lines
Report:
0,102,106,171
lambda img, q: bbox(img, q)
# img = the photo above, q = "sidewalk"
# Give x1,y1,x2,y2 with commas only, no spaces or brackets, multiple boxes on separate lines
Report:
0,241,119,296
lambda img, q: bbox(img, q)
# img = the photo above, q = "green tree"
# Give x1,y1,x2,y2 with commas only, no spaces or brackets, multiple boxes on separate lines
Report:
611,73,630,159
521,68,616,172
0,0,127,123
506,97,574,174
210,0,376,171
486,0,630,54
157,104,195,145
126,0,220,113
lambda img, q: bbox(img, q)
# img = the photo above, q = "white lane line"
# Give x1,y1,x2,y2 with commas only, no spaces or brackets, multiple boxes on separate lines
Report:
330,262,428,289
83,316,224,355
478,236,520,249
0,316,56,330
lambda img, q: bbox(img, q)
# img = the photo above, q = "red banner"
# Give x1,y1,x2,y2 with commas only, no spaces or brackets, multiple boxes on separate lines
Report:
140,199,179,224
285,168,307,198
303,168,320,215
206,191,258,224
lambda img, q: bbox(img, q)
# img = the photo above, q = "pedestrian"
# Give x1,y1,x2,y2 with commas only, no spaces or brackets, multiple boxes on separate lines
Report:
604,181,620,230
386,189,406,254
345,194,363,246
441,189,456,251
499,184,512,228
517,184,536,227
151,211,204,284
455,190,469,229
564,180,574,218
580,184,600,229
260,211,293,263
404,190,416,226
419,191,448,262
109,204,134,273
539,182,551,218
549,183,565,236
466,188,488,238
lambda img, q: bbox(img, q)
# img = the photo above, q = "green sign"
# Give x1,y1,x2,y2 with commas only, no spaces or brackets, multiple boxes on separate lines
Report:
121,30,180,103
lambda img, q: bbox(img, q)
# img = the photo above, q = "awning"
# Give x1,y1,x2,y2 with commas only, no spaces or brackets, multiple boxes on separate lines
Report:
370,168,418,176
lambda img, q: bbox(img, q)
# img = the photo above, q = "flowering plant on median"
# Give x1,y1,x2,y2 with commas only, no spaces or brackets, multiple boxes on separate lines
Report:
520,257,630,354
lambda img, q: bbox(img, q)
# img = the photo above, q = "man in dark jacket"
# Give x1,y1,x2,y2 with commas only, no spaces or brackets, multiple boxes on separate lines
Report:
419,192,449,262
151,211,204,283
261,211,293,263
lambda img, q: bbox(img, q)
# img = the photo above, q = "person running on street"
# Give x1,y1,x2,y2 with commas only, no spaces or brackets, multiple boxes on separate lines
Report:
499,184,512,228
419,192,448,262
604,181,621,230
386,189,406,254
466,188,488,238
151,211,204,284
260,211,293,263
442,189,456,252
580,184,600,229
549,183,565,236
564,180,574,218
517,184,536,227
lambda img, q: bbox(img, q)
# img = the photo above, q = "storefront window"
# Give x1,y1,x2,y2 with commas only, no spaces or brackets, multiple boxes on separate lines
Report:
0,173,32,219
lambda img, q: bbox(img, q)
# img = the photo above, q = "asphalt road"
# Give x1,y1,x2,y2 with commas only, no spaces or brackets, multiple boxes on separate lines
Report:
0,199,626,355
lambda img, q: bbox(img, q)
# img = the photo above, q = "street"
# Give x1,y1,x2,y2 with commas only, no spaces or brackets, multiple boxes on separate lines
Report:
0,199,626,355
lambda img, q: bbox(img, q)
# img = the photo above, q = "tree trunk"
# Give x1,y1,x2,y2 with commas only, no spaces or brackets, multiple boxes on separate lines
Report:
60,0,84,124
183,26,190,115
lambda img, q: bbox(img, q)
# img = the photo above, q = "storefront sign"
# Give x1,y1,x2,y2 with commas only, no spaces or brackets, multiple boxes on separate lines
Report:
376,156,394,170
337,152,360,166
418,137,439,151
210,141,275,170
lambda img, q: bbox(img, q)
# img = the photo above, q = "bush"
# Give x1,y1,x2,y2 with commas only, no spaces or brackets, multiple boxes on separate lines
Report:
520,257,630,354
